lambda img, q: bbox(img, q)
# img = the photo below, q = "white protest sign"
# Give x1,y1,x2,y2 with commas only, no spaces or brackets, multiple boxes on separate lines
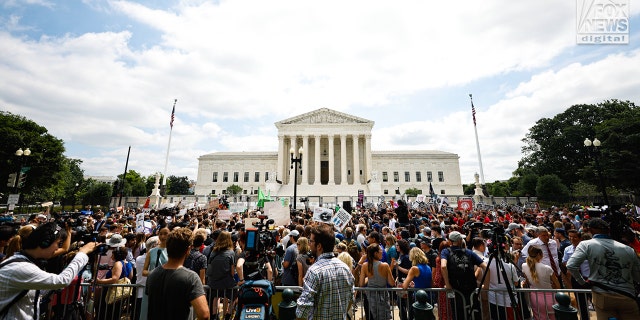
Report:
136,212,145,232
331,208,352,231
313,207,334,224
264,201,290,227
218,210,232,220
229,202,245,213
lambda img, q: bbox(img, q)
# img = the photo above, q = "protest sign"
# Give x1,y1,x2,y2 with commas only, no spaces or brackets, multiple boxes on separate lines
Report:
331,208,352,231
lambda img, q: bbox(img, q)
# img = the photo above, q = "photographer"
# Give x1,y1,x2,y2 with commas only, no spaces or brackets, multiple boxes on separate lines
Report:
0,222,98,319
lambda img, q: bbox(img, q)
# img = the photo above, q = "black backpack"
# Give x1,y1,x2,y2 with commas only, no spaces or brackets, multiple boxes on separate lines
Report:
447,248,476,292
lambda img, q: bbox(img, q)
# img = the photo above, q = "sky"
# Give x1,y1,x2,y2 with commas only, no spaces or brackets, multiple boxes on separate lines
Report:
1,0,639,187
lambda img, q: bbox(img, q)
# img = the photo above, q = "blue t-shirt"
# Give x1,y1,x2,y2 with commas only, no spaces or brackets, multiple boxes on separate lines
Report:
386,245,398,262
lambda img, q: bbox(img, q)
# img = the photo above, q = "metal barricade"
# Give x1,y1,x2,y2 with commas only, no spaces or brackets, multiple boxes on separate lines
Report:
63,283,593,320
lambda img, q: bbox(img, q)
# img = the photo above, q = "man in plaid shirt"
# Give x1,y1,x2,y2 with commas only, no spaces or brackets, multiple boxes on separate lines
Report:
296,223,354,319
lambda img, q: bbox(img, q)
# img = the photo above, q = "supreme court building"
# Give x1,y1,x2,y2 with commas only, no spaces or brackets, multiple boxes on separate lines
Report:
195,108,463,198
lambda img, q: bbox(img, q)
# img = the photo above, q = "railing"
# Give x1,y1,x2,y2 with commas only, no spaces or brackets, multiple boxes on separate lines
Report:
44,283,591,320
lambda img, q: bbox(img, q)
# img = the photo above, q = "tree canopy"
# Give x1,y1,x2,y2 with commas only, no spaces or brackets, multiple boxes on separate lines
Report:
516,99,640,200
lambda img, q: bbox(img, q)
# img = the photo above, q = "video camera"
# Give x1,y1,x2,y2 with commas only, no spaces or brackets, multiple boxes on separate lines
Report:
245,215,277,255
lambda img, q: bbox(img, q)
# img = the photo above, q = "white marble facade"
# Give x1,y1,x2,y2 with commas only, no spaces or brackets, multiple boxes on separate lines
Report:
195,108,463,197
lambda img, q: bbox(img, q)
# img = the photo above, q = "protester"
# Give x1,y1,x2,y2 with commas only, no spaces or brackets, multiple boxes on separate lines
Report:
567,218,640,320
184,230,207,284
400,247,432,320
441,230,486,320
96,246,133,320
281,229,300,286
523,245,560,320
140,227,169,320
146,227,209,320
134,236,158,320
483,240,519,320
295,237,313,286
0,222,98,319
562,229,591,320
296,223,354,319
359,243,395,320
206,231,236,320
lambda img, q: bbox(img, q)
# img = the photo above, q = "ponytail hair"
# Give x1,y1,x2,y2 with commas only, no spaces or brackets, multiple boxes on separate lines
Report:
4,225,35,259
366,244,379,274
526,245,543,284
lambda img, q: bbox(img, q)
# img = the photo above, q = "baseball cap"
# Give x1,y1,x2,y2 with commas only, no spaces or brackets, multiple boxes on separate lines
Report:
448,231,463,242
507,223,522,232
289,230,300,237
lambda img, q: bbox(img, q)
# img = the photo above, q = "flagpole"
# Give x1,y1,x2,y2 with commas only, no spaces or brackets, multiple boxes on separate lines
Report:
470,94,486,185
162,99,177,194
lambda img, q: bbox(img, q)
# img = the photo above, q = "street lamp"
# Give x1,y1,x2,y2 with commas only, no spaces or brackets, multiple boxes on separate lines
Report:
290,146,303,211
584,138,609,207
14,148,31,192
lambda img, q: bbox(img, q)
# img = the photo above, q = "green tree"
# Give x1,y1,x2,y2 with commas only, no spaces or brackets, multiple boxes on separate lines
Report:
517,100,639,198
536,174,570,203
167,175,192,195
405,188,421,197
486,180,510,197
462,184,475,195
0,111,66,199
518,174,539,196
226,184,243,197
114,170,147,197
80,179,113,207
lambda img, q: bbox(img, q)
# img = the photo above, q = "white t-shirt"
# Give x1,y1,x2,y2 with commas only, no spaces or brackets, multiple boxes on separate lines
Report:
487,259,519,306
522,261,554,289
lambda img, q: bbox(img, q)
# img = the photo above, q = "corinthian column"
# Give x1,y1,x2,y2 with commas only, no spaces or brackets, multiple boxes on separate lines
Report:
352,134,360,185
314,134,321,185
302,135,309,185
328,134,335,185
340,134,347,185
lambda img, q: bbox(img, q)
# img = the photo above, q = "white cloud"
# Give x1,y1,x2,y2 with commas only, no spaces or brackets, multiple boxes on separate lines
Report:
0,0,638,186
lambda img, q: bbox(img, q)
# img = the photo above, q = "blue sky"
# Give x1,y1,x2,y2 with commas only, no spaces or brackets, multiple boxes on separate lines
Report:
1,0,639,186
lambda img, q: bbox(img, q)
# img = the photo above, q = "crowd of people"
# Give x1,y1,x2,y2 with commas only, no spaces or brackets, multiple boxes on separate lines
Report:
0,199,640,320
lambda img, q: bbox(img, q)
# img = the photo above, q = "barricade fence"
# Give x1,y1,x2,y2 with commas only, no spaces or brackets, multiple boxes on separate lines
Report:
44,283,592,320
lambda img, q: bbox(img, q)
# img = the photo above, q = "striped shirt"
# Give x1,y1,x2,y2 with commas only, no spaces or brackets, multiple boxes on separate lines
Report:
296,253,354,319
0,252,88,319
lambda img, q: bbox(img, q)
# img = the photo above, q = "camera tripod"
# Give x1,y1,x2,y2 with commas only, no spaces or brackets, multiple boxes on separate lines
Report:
476,240,523,320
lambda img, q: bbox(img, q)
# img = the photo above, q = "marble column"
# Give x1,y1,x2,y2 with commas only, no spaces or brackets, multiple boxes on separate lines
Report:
314,134,321,185
352,134,360,185
365,133,372,183
328,134,335,185
277,134,284,184
289,136,297,185
340,134,347,185
302,135,309,185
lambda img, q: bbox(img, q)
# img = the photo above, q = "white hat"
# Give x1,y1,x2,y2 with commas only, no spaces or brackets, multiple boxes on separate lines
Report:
106,234,127,247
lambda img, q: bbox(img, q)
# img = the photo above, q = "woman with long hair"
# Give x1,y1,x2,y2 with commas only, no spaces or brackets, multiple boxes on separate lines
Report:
522,245,560,320
359,243,395,320
296,237,314,286
207,231,236,320
400,247,433,320
395,239,412,320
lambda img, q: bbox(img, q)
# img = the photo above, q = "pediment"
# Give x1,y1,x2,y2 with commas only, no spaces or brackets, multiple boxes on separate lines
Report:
276,108,373,125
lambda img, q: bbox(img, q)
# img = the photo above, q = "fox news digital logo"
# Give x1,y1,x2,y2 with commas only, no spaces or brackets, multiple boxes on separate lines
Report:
577,0,629,44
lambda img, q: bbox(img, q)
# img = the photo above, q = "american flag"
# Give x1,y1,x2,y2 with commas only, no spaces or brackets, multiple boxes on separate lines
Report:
170,99,176,128
471,98,477,126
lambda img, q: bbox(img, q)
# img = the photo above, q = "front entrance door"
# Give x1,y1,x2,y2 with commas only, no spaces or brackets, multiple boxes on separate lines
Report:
321,161,329,184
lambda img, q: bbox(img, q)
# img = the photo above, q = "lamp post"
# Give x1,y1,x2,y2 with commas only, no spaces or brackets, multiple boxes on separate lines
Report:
290,146,303,211
584,138,609,207
13,148,31,192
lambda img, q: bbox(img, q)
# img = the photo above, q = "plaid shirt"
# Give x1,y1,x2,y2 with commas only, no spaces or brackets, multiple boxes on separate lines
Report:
296,253,354,319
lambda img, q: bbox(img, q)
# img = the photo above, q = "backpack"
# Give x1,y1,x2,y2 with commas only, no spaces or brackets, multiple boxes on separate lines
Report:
446,248,476,293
